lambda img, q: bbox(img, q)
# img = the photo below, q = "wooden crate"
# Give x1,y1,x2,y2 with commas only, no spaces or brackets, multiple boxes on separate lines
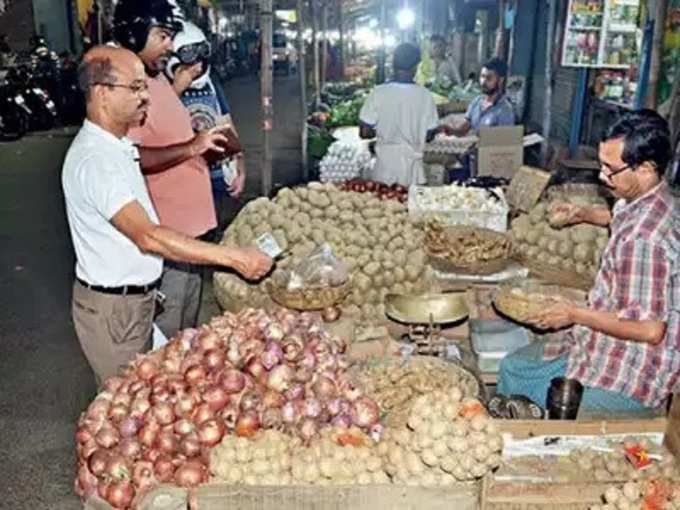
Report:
482,396,680,510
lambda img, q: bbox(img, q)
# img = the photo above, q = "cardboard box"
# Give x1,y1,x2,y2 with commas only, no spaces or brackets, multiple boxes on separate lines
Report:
505,166,552,213
476,126,524,180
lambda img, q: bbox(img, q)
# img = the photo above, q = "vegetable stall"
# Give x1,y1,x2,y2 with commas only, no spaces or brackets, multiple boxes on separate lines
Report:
75,177,680,510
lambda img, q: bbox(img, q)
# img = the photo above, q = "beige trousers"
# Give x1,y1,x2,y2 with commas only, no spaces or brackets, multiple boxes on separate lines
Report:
72,281,155,387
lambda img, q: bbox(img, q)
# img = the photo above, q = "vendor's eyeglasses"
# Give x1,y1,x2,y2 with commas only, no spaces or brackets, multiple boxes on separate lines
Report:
600,162,632,178
175,42,211,65
91,82,149,95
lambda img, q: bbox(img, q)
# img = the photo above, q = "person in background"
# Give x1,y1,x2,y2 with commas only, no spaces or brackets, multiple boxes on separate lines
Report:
450,57,516,137
113,0,238,340
63,46,272,385
166,20,246,240
416,34,462,88
498,111,680,413
359,43,452,186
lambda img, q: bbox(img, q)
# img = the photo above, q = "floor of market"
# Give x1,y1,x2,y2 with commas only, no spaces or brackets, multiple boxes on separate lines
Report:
0,73,304,509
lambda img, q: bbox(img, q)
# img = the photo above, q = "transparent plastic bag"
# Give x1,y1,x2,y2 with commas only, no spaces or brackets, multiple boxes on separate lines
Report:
287,244,348,290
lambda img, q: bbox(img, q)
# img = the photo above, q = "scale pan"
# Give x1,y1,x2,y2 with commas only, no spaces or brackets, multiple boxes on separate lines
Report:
385,293,469,325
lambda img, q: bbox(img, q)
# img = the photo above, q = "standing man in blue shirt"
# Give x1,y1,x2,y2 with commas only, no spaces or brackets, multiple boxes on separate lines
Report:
451,57,516,136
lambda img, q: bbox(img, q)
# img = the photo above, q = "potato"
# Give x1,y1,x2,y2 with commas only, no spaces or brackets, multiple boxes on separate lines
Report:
573,243,592,262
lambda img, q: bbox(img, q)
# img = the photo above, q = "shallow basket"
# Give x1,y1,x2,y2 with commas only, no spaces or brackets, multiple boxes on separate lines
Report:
426,225,515,275
266,280,351,311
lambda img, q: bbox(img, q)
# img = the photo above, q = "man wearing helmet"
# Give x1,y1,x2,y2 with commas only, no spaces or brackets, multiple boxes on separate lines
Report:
167,20,246,239
113,0,236,339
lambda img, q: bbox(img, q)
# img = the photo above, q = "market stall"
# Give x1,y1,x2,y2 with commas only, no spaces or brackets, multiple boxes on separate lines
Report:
74,176,680,510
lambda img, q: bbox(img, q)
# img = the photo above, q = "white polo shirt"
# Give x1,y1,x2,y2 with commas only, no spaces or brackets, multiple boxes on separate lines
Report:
62,120,163,287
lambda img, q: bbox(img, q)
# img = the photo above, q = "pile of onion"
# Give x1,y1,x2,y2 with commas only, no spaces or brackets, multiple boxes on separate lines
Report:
74,308,380,508
337,179,408,203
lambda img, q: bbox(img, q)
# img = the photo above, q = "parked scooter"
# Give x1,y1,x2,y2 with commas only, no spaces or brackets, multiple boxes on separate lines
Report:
6,63,58,131
0,68,31,141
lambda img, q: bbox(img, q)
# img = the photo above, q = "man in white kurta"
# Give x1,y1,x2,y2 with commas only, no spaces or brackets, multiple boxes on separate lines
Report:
359,43,440,186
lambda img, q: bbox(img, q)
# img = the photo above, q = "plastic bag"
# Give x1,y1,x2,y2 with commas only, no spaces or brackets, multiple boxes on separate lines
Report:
287,244,348,290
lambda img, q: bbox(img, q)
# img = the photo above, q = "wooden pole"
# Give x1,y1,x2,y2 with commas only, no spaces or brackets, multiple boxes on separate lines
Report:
646,0,668,109
321,1,328,87
541,0,557,166
298,0,309,181
260,0,273,197
337,0,345,80
312,1,321,106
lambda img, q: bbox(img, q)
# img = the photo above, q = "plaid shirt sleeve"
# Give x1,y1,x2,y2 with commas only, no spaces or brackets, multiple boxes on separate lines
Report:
614,239,670,322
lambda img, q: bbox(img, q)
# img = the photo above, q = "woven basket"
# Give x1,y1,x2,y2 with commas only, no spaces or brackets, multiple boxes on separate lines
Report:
266,280,351,311
516,254,595,291
426,225,515,275
493,280,585,325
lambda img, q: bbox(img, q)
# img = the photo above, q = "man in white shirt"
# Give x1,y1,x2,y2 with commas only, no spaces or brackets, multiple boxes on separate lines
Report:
359,43,451,186
62,46,272,385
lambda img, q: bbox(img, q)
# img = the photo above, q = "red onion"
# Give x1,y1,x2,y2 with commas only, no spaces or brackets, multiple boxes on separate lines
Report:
350,396,380,428
167,376,186,395
132,461,156,493
75,425,94,445
264,322,285,342
321,306,341,322
180,435,201,457
95,426,120,449
156,431,180,455
136,359,158,381
105,480,134,509
86,399,111,420
192,403,215,425
202,385,229,412
103,377,124,393
300,351,317,371
80,440,99,461
235,411,260,438
197,418,225,446
260,344,282,370
118,416,140,438
149,387,170,405
112,392,132,408
281,401,297,424
163,355,182,374
77,465,99,500
88,449,110,477
108,404,128,423
226,345,241,366
285,383,305,401
262,390,285,409
128,379,147,396
98,481,111,501
174,394,195,417
153,455,175,483
220,404,239,430
267,364,293,392
130,397,151,418
262,407,282,429
331,414,352,429
295,367,313,383
105,453,131,481
300,418,318,442
326,398,342,416
220,369,246,394
342,381,362,402
282,334,304,361
369,423,385,442
118,437,141,460
239,391,261,413
203,349,226,372
174,460,206,487
245,357,266,380
303,397,322,419
138,421,160,448
142,448,161,463
197,329,222,351
152,402,175,426
184,364,207,386
174,418,194,436
313,376,337,400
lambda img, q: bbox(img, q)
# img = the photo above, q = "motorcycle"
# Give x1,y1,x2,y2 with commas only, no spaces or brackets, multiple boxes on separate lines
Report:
0,68,30,141
6,63,58,131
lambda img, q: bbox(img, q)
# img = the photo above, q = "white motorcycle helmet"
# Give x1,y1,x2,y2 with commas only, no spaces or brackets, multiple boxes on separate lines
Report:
166,21,211,90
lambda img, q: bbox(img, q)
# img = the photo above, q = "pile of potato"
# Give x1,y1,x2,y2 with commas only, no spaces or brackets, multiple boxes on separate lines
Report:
211,428,389,486
214,183,431,321
511,200,609,277
591,480,680,510
377,390,502,484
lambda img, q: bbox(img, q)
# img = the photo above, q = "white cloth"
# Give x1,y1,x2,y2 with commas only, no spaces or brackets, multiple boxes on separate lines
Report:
62,120,163,287
359,82,439,186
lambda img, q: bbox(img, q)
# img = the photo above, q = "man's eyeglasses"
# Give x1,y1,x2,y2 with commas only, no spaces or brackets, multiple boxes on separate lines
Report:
600,162,632,178
91,82,149,95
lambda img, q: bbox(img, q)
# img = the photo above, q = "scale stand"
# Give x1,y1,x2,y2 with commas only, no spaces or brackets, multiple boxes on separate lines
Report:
400,313,448,357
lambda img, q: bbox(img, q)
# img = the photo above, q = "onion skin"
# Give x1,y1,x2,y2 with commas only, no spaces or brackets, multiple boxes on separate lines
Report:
156,431,180,455
76,425,94,445
95,426,120,449
192,403,215,425
88,449,110,477
184,364,207,386
105,480,134,509
203,349,226,372
136,359,158,381
202,385,230,412
266,364,293,393
219,369,246,394
152,402,175,426
180,436,201,457
105,453,131,481
118,417,140,438
173,418,194,436
118,437,142,460
174,460,206,488
197,418,225,447
138,421,160,448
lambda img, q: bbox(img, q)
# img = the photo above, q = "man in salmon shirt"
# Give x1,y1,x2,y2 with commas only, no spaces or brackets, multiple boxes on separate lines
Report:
113,0,234,339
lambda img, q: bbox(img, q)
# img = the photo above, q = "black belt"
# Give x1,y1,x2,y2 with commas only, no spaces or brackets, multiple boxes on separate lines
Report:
77,277,160,295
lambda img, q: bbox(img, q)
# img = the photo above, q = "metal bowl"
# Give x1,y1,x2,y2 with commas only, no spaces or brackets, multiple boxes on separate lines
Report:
385,293,469,325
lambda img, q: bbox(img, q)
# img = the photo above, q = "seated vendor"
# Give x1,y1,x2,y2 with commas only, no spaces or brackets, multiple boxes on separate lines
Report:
498,110,679,413
450,58,516,137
